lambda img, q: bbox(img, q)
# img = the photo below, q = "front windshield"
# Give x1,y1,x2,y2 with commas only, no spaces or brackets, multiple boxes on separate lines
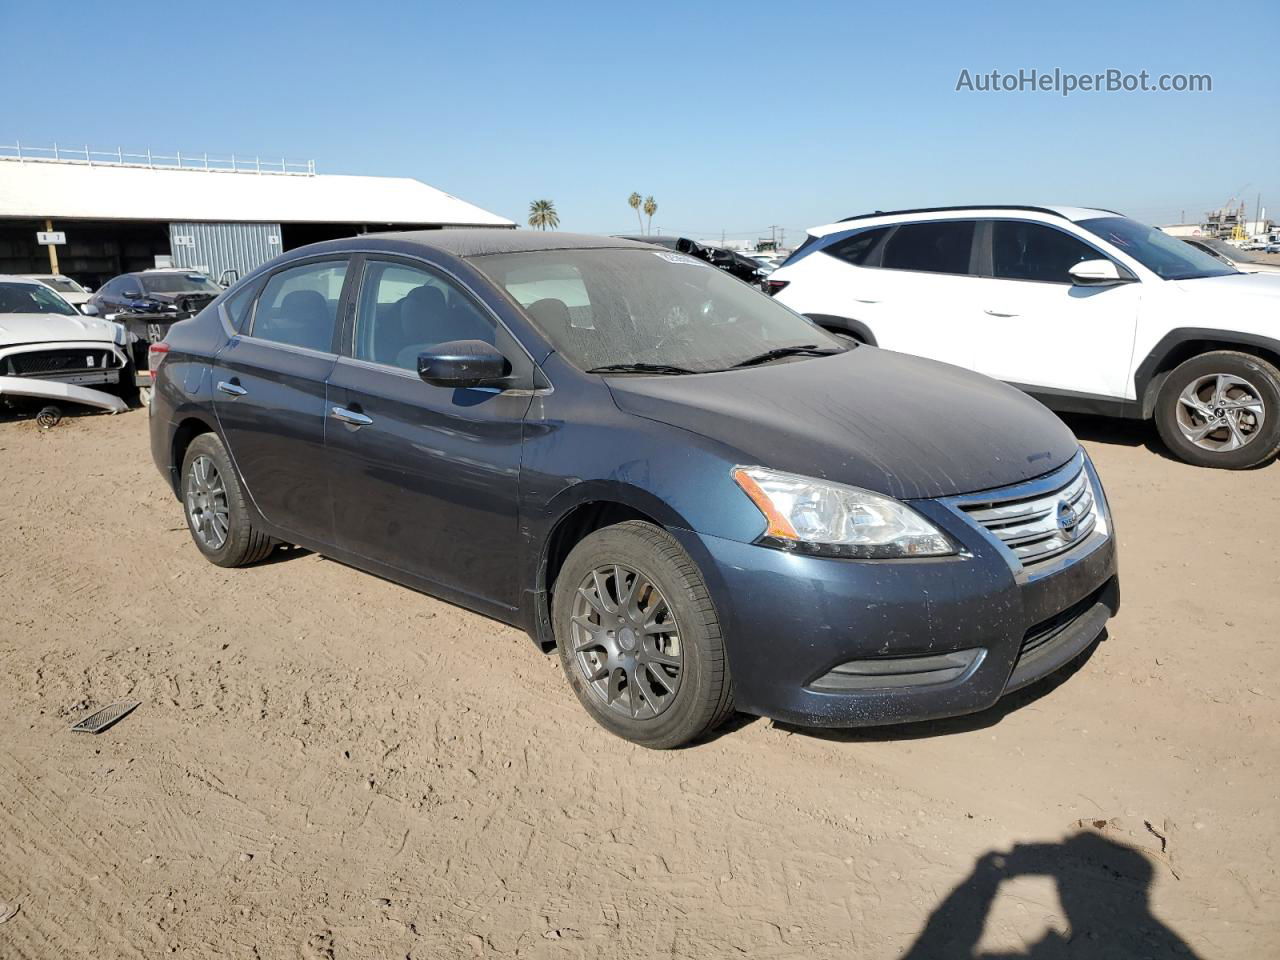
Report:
1078,217,1237,280
473,248,841,373
0,282,79,317
39,277,85,293
141,273,221,294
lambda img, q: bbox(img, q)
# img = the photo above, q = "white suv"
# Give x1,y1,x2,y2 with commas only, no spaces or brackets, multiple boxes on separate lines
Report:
768,206,1280,469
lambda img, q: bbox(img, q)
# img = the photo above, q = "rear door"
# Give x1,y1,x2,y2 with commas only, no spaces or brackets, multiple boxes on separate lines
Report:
212,256,353,542
967,220,1140,399
325,256,534,610
865,219,981,369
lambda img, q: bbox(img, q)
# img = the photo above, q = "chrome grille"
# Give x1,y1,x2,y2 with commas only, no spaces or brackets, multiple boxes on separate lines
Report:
958,458,1102,568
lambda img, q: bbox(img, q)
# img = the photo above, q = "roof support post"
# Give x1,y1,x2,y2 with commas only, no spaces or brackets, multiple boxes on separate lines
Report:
45,218,59,274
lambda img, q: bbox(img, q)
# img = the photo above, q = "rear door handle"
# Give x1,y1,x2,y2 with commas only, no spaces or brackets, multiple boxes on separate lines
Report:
216,380,247,397
984,309,1019,317
853,297,880,304
330,406,373,427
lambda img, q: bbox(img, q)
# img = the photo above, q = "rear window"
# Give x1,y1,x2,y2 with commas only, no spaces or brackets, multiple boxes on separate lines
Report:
881,221,976,275
823,227,890,267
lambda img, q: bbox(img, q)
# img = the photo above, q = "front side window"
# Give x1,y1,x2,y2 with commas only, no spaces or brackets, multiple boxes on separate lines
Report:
354,261,495,370
472,248,841,373
1078,217,1236,280
990,221,1105,283
881,220,976,275
251,260,347,352
0,281,79,316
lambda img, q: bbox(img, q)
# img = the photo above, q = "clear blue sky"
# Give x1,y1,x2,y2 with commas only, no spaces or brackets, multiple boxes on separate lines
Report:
4,0,1277,246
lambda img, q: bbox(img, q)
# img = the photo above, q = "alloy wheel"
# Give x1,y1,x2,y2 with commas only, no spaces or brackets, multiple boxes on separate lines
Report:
569,563,683,720
1176,373,1266,453
185,455,230,550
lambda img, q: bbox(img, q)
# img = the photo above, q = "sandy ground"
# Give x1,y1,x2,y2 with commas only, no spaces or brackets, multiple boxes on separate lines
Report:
0,407,1276,959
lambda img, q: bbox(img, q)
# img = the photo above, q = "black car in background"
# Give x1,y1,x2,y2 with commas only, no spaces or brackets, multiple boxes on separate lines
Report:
614,235,768,285
149,231,1118,748
87,268,223,401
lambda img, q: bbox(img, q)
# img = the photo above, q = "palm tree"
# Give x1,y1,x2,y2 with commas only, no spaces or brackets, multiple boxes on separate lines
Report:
528,199,559,231
643,196,657,235
628,192,643,233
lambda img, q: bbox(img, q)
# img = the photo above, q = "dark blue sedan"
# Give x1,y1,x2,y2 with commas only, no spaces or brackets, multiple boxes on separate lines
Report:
149,231,1118,748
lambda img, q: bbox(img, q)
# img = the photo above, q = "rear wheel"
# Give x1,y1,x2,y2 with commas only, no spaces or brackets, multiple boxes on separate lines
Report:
1154,350,1280,469
180,433,277,566
553,521,733,749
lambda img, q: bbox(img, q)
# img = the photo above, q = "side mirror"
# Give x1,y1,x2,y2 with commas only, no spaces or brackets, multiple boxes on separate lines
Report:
1068,259,1127,286
80,303,99,316
123,289,142,299
417,340,511,388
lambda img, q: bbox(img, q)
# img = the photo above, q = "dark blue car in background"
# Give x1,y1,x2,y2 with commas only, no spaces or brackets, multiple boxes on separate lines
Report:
148,231,1118,748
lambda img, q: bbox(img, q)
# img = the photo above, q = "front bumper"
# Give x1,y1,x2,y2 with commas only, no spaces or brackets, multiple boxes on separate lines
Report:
672,457,1119,728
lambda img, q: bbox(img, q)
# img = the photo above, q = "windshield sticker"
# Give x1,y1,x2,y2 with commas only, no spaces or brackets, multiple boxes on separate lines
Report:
652,251,700,265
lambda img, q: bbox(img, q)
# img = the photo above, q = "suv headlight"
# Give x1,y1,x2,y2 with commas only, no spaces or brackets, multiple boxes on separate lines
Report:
732,466,956,559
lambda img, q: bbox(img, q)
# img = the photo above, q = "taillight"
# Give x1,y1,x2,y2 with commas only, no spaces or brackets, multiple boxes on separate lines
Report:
764,279,790,297
148,342,170,376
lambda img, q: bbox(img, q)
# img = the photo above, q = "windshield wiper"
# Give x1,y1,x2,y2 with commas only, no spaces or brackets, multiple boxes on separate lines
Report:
729,344,841,368
586,362,701,376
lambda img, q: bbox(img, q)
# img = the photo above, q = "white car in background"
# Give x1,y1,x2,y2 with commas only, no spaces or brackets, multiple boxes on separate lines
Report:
1180,237,1280,276
0,276,131,415
22,273,94,309
767,205,1280,469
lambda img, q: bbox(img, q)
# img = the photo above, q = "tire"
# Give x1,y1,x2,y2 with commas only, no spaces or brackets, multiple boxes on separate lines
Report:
552,521,733,749
1154,350,1280,469
179,433,277,567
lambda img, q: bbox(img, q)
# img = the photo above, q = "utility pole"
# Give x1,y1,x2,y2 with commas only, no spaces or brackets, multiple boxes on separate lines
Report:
45,218,59,274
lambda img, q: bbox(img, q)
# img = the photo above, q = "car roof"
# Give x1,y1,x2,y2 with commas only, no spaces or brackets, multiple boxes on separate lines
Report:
350,229,656,259
806,205,1122,238
0,274,45,285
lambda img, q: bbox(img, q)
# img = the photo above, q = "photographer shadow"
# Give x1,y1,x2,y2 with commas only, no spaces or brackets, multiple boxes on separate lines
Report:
900,832,1200,959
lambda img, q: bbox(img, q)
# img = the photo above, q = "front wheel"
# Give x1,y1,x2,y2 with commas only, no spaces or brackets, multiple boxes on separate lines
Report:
552,521,734,748
1154,350,1280,469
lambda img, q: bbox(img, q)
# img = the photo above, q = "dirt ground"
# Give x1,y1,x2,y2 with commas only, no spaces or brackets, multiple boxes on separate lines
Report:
0,408,1276,959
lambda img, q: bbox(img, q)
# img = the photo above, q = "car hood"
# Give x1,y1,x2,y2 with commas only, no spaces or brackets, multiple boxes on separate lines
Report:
0,312,125,347
1172,271,1280,299
605,348,1080,500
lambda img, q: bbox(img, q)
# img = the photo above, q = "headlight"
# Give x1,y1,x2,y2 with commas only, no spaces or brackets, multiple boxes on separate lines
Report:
732,466,956,559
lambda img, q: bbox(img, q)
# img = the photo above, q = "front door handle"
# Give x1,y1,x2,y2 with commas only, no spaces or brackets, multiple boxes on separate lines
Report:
216,380,248,397
984,309,1019,318
853,297,881,304
330,406,373,427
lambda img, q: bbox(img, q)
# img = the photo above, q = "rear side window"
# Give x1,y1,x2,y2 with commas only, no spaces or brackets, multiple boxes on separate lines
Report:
823,226,890,267
991,221,1105,283
251,260,347,352
222,282,258,331
882,221,976,275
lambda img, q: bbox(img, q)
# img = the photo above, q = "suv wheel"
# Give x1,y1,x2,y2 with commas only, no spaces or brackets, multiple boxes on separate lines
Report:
180,433,277,566
1155,350,1280,469
552,521,734,748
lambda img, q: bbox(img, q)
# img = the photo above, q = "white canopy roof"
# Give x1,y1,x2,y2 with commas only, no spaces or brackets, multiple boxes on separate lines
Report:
0,159,513,227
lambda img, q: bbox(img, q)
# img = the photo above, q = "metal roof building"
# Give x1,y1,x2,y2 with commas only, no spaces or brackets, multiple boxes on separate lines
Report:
0,145,513,287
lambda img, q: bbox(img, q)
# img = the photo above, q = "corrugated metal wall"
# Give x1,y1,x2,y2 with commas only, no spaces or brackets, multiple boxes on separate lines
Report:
168,221,282,284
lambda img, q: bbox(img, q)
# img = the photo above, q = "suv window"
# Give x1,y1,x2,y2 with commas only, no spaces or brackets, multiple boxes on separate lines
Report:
353,261,495,370
251,260,347,352
881,221,976,275
991,221,1102,283
824,226,890,267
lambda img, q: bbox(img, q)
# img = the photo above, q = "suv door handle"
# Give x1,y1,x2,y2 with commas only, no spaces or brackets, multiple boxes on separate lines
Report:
216,380,248,397
330,406,373,427
984,309,1019,318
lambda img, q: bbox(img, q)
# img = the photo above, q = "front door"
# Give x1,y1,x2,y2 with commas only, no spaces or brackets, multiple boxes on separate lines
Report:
967,220,1140,399
325,257,532,610
212,257,352,542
